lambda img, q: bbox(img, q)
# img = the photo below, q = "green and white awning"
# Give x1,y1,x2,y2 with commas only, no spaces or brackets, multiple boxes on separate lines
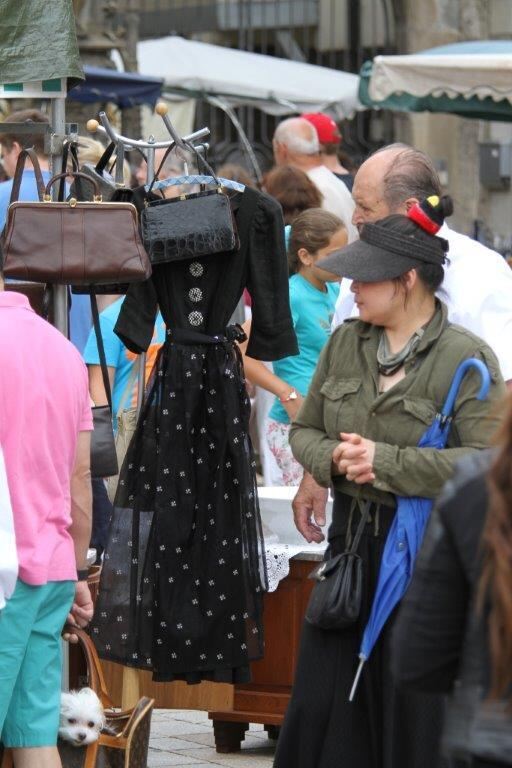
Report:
0,78,67,99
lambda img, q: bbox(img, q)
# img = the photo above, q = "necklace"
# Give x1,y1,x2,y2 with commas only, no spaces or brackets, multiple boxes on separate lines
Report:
377,328,424,377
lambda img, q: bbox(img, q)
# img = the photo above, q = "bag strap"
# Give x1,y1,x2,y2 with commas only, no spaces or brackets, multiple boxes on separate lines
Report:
63,624,113,708
95,141,116,174
46,171,100,198
9,148,46,205
58,139,81,201
90,290,113,411
346,500,372,553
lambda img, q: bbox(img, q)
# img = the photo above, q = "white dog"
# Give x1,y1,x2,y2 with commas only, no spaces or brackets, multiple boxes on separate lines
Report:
59,687,106,746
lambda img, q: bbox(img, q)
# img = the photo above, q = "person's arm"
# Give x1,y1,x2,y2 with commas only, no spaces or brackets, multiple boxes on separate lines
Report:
88,364,115,406
239,319,304,420
392,503,469,692
341,348,506,497
65,430,94,639
83,304,121,405
371,369,505,498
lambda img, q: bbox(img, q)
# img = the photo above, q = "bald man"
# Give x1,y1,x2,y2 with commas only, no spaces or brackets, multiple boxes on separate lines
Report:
333,143,512,384
272,117,357,241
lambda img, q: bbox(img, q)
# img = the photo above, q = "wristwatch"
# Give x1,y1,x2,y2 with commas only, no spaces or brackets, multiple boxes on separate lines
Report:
76,568,89,582
279,388,299,403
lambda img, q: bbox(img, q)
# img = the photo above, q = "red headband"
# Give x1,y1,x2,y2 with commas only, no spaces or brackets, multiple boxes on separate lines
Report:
408,203,441,235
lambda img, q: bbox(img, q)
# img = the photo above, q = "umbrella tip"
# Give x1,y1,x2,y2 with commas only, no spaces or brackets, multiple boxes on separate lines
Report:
348,657,366,702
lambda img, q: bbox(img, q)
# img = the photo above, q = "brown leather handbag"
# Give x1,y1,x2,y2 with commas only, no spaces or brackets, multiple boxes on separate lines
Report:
2,149,152,286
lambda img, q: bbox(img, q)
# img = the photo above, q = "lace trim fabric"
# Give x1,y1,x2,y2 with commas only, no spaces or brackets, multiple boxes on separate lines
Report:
264,544,302,592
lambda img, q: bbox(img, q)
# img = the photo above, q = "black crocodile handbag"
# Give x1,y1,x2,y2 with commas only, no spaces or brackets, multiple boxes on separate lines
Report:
141,188,238,264
140,141,239,264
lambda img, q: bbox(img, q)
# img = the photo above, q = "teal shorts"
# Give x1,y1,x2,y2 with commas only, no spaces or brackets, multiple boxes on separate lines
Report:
0,578,75,747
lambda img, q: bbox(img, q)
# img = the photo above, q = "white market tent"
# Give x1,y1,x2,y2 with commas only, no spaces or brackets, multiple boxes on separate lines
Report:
369,50,512,104
137,35,362,119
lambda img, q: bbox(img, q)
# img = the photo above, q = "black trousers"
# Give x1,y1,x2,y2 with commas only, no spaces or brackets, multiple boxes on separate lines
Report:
91,478,112,562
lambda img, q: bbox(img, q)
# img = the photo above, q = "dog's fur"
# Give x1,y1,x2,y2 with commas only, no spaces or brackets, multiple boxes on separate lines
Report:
59,687,105,747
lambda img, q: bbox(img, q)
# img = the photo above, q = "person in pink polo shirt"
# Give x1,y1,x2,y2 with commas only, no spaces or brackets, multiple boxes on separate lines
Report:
0,265,94,768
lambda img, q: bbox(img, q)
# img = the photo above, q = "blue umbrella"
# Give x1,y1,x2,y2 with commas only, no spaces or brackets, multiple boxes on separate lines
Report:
349,358,491,701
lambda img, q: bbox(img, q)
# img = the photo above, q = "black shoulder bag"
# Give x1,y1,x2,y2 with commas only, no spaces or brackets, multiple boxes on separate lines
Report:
89,291,119,479
305,500,371,631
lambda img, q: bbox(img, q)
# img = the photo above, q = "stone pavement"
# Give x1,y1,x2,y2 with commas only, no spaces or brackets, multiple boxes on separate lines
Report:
147,708,276,768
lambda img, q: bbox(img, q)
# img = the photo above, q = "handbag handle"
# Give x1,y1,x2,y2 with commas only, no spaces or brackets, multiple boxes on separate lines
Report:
95,141,116,174
147,140,221,195
45,171,100,198
62,624,113,708
90,289,113,412
346,500,372,553
9,148,46,205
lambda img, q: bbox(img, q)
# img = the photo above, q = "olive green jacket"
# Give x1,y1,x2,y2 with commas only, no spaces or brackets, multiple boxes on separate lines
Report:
289,302,506,508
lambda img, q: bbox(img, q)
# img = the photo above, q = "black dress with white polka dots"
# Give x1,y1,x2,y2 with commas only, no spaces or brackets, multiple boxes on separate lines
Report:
90,187,298,683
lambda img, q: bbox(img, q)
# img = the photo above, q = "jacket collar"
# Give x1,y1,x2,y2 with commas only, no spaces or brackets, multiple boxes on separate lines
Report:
354,299,448,358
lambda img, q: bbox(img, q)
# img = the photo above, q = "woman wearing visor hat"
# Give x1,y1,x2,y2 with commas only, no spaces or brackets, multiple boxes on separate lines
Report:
274,196,506,768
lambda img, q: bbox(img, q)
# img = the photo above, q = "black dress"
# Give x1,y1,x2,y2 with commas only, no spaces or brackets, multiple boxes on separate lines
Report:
90,188,298,683
274,492,446,768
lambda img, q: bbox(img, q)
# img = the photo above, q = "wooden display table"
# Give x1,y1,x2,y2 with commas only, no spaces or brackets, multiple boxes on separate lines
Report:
102,662,234,712
208,554,319,752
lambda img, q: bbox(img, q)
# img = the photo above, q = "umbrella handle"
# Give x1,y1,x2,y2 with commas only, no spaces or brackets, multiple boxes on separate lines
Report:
441,357,491,420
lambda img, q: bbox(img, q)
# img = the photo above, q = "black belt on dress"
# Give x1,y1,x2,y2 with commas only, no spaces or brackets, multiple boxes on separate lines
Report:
166,323,247,346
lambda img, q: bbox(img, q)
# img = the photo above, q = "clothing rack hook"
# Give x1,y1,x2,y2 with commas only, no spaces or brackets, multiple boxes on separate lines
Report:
155,102,189,151
87,111,211,152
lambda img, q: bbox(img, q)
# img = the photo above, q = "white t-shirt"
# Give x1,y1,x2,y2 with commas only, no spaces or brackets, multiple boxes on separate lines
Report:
0,444,17,610
332,223,512,381
306,165,358,243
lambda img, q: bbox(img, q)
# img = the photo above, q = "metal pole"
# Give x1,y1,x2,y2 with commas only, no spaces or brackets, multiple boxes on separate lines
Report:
50,98,68,338
49,97,70,692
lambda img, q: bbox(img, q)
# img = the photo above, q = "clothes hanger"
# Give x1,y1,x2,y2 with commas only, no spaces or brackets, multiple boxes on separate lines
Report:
146,174,245,194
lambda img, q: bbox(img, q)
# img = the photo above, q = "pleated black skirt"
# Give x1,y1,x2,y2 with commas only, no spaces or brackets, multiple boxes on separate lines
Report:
274,491,447,768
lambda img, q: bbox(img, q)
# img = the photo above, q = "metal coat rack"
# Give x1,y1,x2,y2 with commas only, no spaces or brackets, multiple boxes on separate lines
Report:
87,104,210,413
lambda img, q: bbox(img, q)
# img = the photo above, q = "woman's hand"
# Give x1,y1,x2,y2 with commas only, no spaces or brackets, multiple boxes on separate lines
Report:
332,432,376,485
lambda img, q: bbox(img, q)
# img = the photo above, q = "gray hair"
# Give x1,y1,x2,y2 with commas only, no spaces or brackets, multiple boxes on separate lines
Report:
372,143,442,209
274,118,320,156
